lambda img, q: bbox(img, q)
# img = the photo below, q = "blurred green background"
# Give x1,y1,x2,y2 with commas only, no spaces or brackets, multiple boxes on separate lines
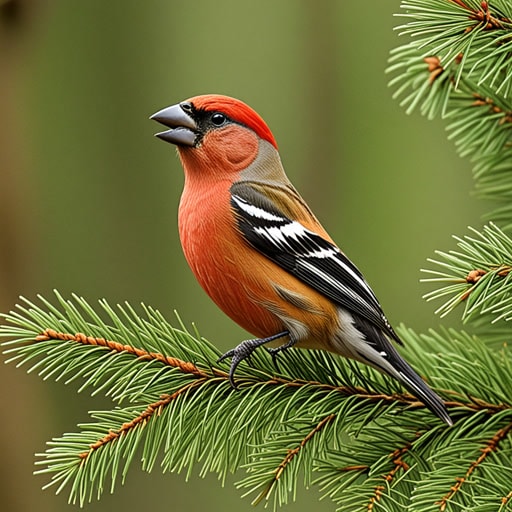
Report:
0,1,484,511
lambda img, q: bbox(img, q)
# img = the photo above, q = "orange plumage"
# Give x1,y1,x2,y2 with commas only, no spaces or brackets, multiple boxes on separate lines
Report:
152,94,453,425
177,119,338,345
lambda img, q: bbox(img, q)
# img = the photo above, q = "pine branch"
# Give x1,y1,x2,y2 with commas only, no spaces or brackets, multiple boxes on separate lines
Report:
1,292,512,510
2,3,512,510
387,6,512,497
422,223,512,322
388,0,512,225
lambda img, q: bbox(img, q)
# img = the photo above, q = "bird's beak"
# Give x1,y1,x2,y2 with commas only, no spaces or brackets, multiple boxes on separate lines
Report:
150,103,197,147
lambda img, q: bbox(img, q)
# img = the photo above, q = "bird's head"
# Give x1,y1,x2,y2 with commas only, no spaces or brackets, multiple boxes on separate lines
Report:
151,95,279,179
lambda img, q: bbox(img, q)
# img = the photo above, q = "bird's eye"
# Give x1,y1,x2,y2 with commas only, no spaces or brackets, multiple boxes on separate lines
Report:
211,113,227,126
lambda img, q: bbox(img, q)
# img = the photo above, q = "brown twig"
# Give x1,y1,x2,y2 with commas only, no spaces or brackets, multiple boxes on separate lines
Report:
460,265,512,301
271,376,509,415
78,380,205,460
472,94,512,125
502,490,512,507
275,414,335,479
36,330,510,415
36,328,208,377
449,0,472,10
466,268,487,284
468,1,509,31
424,56,444,84
450,0,511,30
254,414,335,503
437,421,512,511
339,464,368,472
368,434,421,511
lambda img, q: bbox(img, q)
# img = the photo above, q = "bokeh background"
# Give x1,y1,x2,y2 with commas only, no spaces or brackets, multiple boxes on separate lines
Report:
0,1,485,511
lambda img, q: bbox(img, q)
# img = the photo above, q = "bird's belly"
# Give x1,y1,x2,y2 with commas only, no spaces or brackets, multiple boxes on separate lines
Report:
178,188,340,345
194,259,284,338
178,196,282,338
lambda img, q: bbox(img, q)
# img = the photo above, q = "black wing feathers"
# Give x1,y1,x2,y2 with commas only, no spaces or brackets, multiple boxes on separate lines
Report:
230,182,402,344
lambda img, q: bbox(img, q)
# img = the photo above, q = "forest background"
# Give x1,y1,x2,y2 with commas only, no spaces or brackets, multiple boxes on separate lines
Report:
0,1,484,511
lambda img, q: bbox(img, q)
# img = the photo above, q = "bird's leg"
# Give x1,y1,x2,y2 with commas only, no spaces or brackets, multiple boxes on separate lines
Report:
217,331,290,388
266,336,297,369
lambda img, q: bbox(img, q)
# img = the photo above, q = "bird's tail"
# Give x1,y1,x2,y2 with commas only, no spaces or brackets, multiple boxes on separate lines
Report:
345,318,453,425
384,348,453,426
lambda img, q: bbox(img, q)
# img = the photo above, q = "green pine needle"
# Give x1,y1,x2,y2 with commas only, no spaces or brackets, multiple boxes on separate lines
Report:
1,292,511,510
422,223,512,323
3,2,512,510
388,0,512,229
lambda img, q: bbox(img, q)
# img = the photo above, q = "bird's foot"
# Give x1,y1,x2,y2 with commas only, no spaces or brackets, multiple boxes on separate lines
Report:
217,331,289,388
266,337,297,369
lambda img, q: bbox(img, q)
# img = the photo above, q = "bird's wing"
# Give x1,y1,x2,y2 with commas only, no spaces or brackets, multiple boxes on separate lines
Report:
230,182,402,344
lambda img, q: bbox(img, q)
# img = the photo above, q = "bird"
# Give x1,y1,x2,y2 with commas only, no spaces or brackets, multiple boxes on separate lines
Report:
151,94,452,426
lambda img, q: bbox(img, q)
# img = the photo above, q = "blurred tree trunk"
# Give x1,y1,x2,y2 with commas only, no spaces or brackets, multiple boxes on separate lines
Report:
0,0,33,307
0,3,59,512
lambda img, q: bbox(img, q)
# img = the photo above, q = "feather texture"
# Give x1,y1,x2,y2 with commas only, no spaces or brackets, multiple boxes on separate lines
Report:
230,182,402,345
152,94,453,425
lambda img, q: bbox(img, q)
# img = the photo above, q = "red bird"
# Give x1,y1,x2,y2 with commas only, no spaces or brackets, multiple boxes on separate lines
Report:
151,94,452,425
